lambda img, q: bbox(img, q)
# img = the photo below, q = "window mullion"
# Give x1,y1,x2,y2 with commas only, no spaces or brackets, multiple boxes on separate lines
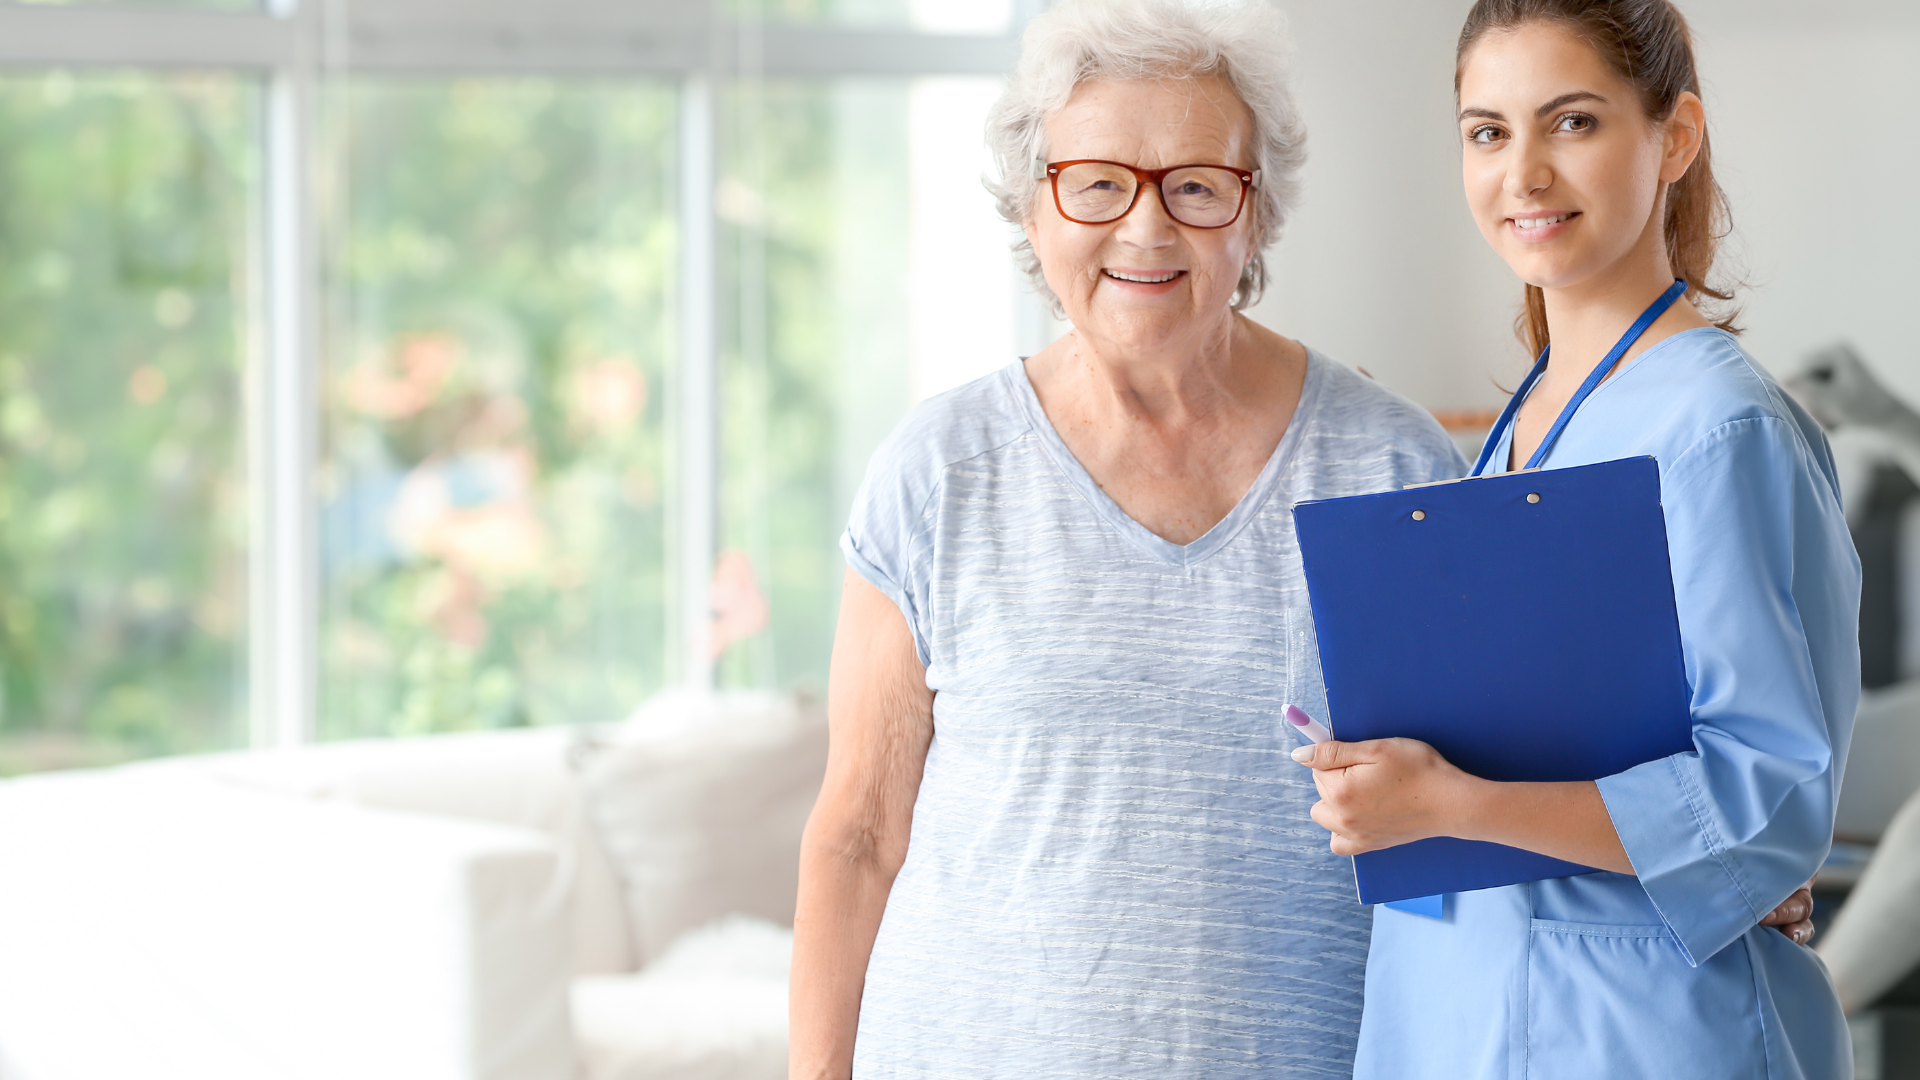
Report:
676,69,719,692
253,1,320,748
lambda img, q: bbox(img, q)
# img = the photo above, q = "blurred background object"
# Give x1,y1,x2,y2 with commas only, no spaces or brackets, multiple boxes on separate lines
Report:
0,0,1917,1077
1784,344,1920,1080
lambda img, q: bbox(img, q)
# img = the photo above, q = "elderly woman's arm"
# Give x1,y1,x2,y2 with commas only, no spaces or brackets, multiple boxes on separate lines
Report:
790,570,935,1080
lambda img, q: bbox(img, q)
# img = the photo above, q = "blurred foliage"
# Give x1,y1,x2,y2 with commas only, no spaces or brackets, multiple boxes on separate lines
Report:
329,77,914,732
0,71,921,771
320,79,678,739
0,73,254,776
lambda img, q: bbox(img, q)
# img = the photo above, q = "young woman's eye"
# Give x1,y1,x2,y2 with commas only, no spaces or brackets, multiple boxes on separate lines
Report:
1468,124,1506,146
1555,113,1596,133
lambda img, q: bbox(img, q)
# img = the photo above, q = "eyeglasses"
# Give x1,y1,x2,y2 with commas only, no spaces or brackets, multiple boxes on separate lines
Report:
1037,158,1260,229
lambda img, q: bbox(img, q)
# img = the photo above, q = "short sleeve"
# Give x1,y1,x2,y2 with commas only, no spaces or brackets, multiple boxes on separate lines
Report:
841,423,940,669
1424,438,1471,485
1597,417,1861,965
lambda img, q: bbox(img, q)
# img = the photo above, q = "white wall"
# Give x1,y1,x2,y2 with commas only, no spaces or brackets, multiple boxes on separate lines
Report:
1245,0,1920,412
1247,1,1517,413
908,76,1021,402
1688,1,1920,402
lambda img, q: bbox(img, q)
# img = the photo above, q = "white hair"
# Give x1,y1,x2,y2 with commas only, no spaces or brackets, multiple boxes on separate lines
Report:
985,0,1307,315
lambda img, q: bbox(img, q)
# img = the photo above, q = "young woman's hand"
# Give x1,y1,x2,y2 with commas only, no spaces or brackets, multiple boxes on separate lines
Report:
1292,739,1634,874
1291,738,1480,855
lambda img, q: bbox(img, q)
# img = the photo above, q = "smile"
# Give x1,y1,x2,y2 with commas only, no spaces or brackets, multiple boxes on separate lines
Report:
1512,213,1578,231
1104,269,1184,283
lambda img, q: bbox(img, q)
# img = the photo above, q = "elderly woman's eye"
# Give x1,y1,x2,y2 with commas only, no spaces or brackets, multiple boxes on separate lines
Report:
1173,180,1214,197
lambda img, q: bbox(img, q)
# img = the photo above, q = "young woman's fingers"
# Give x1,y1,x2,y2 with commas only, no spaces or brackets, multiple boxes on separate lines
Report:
1290,739,1378,770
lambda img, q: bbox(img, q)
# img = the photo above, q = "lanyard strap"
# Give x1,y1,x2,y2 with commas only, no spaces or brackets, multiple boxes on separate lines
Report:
1470,278,1689,478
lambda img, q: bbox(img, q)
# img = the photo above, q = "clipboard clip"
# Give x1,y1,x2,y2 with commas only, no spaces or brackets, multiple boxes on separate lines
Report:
1402,467,1540,491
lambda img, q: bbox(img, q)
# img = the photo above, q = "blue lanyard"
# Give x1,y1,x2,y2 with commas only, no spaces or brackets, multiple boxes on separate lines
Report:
1470,278,1689,477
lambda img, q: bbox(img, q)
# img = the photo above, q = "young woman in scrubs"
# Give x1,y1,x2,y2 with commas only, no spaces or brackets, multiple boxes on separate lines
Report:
1293,1,1859,1076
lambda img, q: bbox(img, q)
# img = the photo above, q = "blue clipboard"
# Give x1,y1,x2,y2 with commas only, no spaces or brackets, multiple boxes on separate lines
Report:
1291,456,1693,906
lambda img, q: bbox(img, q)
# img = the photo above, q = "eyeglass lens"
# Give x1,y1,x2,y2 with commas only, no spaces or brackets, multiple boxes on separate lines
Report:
1054,162,1245,228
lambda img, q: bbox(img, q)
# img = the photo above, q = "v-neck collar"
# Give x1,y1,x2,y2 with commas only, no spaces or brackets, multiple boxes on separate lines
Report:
1486,326,1723,473
1005,350,1323,569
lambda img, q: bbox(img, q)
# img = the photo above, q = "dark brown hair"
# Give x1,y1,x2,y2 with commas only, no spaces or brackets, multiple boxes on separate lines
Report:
1456,0,1739,356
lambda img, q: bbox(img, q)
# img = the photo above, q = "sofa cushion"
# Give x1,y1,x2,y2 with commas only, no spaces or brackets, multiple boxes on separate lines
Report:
574,690,827,964
571,916,791,1080
0,768,573,1080
189,727,635,976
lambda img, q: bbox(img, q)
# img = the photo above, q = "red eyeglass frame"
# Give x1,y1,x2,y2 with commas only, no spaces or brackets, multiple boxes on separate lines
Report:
1043,159,1258,229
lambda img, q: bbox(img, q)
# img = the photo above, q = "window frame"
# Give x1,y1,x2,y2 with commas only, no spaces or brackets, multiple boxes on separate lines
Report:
0,0,1030,748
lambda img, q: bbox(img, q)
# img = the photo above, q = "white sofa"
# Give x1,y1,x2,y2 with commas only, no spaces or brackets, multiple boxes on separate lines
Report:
0,691,826,1080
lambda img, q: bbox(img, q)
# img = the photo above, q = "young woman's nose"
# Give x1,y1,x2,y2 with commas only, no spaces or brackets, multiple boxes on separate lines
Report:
1502,135,1554,201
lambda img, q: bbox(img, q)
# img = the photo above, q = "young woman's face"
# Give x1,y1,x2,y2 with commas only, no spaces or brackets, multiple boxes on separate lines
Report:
1456,22,1694,292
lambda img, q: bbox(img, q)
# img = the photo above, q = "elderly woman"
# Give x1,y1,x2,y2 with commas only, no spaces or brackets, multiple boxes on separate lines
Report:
789,1,1805,1076
792,2,1455,1074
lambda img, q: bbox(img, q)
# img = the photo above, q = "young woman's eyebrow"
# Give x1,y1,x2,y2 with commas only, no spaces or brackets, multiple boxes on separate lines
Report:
1458,91,1610,124
1533,91,1607,116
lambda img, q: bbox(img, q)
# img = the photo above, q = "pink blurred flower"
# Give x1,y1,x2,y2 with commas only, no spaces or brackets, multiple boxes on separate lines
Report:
345,333,462,419
709,549,770,659
568,359,648,435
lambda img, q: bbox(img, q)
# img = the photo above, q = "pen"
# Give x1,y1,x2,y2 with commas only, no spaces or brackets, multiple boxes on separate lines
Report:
1283,704,1333,744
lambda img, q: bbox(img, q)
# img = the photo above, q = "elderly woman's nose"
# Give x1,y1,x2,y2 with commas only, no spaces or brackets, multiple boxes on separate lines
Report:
1113,183,1182,244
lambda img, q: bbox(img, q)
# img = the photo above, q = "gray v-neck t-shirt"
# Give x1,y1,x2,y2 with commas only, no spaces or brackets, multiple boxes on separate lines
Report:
841,351,1467,1078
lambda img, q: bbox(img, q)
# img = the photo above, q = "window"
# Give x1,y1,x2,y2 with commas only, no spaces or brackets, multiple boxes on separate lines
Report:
320,79,679,737
29,0,253,8
0,6,1030,773
714,75,1017,690
730,0,1013,33
0,72,257,773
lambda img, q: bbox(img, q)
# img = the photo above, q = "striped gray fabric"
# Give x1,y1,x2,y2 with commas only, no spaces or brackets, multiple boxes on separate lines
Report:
841,353,1466,1078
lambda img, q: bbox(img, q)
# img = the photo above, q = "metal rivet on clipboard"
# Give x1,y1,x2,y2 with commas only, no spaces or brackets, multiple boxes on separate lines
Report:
1527,493,1541,504
1411,510,1426,521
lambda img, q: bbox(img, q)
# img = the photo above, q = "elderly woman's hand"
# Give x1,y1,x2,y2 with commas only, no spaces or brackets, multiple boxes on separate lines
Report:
1291,738,1479,855
1760,882,1816,946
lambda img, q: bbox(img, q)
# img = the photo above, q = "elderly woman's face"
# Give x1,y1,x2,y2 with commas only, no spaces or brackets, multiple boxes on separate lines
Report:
1026,75,1257,352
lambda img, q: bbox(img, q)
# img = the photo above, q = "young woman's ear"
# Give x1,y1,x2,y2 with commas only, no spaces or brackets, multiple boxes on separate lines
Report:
1661,92,1706,185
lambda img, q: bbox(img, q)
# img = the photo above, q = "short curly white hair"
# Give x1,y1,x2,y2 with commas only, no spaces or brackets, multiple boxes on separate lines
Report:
985,0,1307,315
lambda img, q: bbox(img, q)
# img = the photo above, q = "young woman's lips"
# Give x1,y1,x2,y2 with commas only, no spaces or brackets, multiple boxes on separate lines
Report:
1102,268,1186,294
1506,211,1580,243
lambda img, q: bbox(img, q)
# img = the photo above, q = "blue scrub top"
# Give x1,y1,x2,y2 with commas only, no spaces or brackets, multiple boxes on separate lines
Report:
1353,328,1860,1080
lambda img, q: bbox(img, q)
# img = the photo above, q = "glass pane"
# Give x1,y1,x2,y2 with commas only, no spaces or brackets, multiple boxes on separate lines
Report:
714,76,1019,692
728,0,1012,34
321,79,677,739
0,72,256,775
17,0,255,9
